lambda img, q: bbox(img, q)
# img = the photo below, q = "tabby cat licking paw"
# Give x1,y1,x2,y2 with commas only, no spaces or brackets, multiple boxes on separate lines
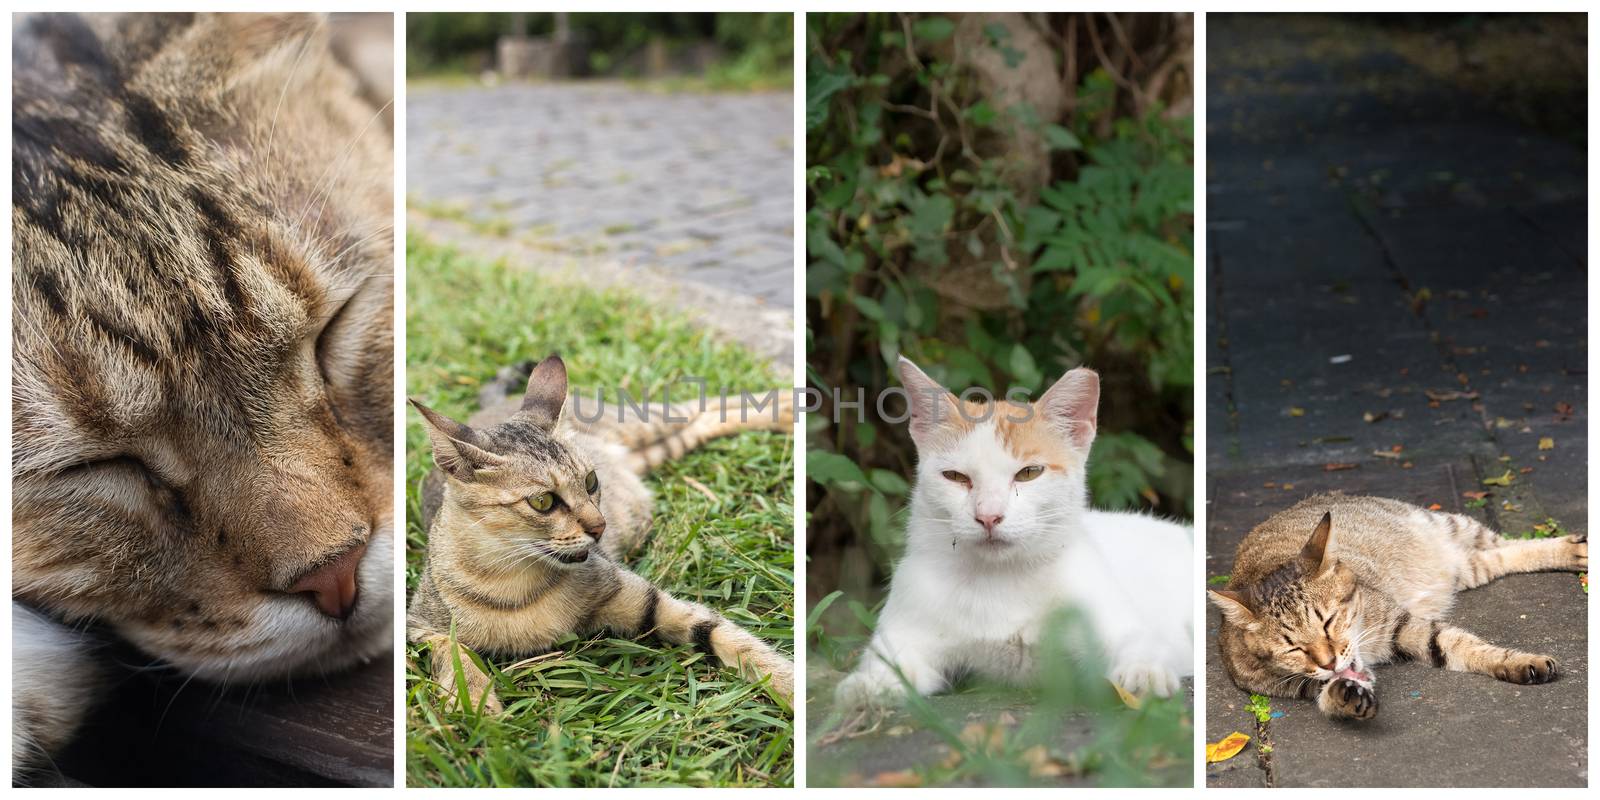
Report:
836,357,1193,709
1210,494,1585,722
408,355,795,711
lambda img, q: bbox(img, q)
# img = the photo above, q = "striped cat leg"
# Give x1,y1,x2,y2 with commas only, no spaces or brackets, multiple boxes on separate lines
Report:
593,571,794,705
416,632,504,714
1460,535,1587,589
1392,613,1558,685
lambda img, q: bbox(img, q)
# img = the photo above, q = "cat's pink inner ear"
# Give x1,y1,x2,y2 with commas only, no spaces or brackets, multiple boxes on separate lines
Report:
411,399,500,479
898,356,957,445
1208,589,1258,628
1038,367,1099,448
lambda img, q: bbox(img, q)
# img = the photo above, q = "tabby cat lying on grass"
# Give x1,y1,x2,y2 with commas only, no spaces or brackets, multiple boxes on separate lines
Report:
1210,494,1586,721
408,355,795,712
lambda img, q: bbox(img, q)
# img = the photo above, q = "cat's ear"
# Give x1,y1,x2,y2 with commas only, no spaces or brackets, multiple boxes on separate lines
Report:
1298,512,1336,578
162,14,328,92
519,354,569,430
1037,367,1099,449
411,399,504,480
1207,589,1259,630
898,356,959,446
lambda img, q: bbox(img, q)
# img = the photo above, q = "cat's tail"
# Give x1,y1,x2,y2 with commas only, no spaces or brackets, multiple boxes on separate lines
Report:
581,390,794,475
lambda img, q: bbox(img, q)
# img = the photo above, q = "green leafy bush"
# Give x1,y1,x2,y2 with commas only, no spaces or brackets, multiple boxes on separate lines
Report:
806,12,1193,611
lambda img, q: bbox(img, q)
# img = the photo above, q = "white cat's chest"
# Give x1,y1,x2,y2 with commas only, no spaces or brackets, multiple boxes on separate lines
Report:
890,553,1063,644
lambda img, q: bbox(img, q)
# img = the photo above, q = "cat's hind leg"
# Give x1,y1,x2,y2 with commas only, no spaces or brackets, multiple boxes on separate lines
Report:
1392,612,1558,685
1459,534,1587,589
592,570,794,705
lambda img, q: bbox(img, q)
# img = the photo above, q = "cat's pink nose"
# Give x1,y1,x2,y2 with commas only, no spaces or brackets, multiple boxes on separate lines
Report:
975,513,1004,535
291,542,366,620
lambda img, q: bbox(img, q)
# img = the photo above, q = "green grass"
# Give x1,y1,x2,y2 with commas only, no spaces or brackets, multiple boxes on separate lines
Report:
406,69,792,95
405,234,794,787
807,605,1192,788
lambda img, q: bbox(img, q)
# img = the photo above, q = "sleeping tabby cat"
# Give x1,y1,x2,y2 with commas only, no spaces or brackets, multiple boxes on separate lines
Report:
12,13,393,772
1210,494,1587,720
408,355,795,711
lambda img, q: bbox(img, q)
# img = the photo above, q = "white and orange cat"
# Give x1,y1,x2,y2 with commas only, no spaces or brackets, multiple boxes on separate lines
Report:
836,357,1192,708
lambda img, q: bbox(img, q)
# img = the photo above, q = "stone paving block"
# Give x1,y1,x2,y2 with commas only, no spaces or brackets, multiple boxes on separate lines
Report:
409,83,794,310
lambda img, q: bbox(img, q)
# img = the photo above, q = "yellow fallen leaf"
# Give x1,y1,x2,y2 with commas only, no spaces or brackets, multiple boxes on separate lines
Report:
1288,407,1306,417
869,770,923,787
1206,731,1251,763
1539,437,1555,451
1482,469,1516,487
1111,681,1143,709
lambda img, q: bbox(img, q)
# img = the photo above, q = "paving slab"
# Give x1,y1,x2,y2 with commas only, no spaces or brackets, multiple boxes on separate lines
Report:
1207,13,1586,788
408,82,794,309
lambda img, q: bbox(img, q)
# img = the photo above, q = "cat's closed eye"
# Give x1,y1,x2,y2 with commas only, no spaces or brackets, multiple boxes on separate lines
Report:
940,470,970,486
1014,465,1044,482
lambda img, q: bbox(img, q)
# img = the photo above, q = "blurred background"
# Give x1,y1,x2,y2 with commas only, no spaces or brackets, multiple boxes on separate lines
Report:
806,11,1194,640
406,12,791,90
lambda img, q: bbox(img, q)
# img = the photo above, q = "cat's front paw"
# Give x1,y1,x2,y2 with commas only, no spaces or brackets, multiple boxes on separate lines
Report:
1111,661,1181,698
1320,678,1377,720
1492,653,1559,685
834,669,907,711
441,662,505,714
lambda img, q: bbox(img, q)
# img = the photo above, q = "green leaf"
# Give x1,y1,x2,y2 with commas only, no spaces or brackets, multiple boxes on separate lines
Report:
806,590,845,632
1246,694,1273,723
807,450,868,490
851,294,885,321
907,194,954,239
806,61,854,132
1043,124,1083,151
912,16,955,43
1007,343,1041,390
868,469,911,495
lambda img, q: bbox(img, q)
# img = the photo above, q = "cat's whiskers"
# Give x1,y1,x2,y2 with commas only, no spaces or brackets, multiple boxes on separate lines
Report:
262,30,315,162
298,97,395,233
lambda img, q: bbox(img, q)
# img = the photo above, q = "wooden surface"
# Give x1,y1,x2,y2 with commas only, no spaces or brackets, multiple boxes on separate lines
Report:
45,645,393,787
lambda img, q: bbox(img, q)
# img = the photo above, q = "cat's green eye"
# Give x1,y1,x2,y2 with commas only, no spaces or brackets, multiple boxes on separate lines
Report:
527,492,555,513
941,470,970,485
1015,465,1045,482
585,470,599,493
